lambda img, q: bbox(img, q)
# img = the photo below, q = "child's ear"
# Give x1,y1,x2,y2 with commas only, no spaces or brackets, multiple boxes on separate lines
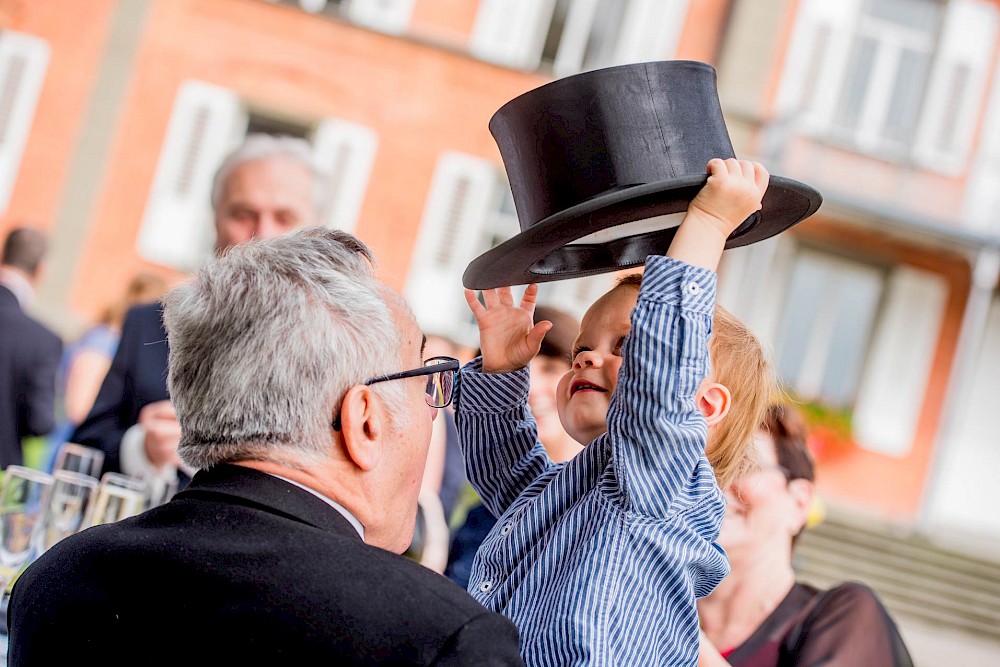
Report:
338,385,383,471
696,381,731,426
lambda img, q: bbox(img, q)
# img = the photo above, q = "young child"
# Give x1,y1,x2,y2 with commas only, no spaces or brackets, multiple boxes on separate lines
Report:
455,158,774,666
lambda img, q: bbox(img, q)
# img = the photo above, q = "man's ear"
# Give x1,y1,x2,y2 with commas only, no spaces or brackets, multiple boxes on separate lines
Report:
338,385,382,472
696,381,731,427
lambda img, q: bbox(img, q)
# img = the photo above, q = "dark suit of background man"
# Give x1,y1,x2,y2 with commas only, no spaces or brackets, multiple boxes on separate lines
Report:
0,227,62,468
9,228,525,665
72,134,325,488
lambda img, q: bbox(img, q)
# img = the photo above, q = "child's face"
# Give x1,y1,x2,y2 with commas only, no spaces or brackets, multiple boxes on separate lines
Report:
556,285,639,445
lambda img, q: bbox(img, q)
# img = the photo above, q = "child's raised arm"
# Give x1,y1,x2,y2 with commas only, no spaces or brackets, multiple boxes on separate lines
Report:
668,158,769,270
464,284,552,373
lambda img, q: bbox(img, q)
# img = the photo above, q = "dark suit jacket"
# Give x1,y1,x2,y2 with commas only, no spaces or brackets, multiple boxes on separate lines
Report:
0,284,62,467
71,302,170,475
7,464,525,666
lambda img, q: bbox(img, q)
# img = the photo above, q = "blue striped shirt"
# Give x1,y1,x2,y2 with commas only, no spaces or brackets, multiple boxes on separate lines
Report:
454,256,728,666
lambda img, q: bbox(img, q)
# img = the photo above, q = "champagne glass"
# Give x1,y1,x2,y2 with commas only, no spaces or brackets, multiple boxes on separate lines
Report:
52,443,105,478
38,471,98,553
0,466,53,592
84,473,146,527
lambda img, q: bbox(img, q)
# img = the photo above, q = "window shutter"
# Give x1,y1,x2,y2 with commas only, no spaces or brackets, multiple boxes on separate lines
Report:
913,0,998,174
311,117,377,233
0,31,49,213
344,0,415,34
852,266,947,457
136,81,246,272
470,0,557,70
611,0,690,65
404,152,498,346
775,0,863,128
963,60,1000,233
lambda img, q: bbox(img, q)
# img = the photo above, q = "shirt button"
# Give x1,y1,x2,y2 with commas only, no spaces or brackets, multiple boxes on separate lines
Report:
687,282,700,295
500,523,512,536
479,581,493,593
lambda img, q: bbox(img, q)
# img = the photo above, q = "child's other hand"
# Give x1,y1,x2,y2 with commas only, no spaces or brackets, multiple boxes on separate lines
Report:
464,284,552,374
687,158,769,240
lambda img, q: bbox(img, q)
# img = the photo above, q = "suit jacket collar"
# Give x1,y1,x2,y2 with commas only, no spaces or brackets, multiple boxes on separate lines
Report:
0,283,21,311
174,463,364,541
0,270,33,308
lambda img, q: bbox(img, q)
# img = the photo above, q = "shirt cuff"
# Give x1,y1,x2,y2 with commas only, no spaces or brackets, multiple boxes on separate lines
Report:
639,255,717,315
457,358,530,413
120,423,178,482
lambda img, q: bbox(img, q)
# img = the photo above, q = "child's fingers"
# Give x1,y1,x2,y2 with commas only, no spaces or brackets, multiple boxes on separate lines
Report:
753,162,770,193
723,158,741,177
519,284,539,311
464,289,487,319
497,286,515,307
527,320,553,347
706,158,725,176
481,288,499,309
738,160,756,180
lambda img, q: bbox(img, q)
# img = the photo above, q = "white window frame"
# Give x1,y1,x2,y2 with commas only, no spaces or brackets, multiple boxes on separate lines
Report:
312,118,378,233
470,0,689,74
777,0,998,173
0,31,49,213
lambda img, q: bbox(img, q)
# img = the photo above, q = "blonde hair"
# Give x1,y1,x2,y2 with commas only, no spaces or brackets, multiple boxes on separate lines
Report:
615,274,772,488
99,272,169,328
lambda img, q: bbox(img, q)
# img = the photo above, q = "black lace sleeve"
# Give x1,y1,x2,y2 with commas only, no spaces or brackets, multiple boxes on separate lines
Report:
781,582,914,667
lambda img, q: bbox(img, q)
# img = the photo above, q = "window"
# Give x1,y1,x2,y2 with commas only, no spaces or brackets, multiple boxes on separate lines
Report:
0,31,49,213
779,0,998,172
137,80,377,272
774,250,885,408
268,0,415,34
830,0,942,154
471,0,689,74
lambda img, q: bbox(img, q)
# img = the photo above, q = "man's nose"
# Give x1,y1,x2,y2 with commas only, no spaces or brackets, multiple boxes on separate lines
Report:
254,214,285,240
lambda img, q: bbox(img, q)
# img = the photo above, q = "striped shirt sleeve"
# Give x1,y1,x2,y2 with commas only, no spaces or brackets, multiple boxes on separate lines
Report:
604,255,717,518
454,358,555,517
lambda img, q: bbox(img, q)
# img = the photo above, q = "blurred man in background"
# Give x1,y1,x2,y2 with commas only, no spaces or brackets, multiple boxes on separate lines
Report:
0,227,62,468
71,134,327,488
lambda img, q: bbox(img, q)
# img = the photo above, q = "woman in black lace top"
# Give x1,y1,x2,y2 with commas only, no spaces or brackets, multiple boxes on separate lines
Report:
698,404,913,667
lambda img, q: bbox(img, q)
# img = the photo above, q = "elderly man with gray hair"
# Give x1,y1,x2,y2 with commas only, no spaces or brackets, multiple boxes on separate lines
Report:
72,133,329,488
8,227,525,665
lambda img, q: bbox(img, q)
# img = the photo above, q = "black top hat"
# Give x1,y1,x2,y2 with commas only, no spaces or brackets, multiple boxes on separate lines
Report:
463,60,822,289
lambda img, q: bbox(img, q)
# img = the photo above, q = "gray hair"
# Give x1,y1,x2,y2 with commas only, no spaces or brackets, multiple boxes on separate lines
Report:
162,227,410,469
210,134,330,218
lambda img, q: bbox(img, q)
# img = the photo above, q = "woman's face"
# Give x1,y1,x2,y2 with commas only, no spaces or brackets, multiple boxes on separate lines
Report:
718,431,812,560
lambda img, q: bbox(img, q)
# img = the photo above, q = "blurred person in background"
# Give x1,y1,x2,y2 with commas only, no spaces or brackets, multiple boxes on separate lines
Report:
404,333,473,572
43,272,167,470
8,228,525,665
698,403,913,666
444,304,581,588
71,134,327,489
0,227,62,468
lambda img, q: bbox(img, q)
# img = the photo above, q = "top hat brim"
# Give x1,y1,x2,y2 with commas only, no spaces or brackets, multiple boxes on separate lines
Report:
462,174,821,289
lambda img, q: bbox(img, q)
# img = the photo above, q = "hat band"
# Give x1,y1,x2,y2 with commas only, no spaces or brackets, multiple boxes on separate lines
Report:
568,212,686,245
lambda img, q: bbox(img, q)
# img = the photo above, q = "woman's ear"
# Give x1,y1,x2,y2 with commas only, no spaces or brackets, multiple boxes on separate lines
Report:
338,385,382,471
787,478,814,534
696,381,731,427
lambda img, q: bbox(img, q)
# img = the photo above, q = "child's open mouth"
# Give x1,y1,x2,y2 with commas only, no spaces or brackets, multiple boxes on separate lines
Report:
570,379,607,396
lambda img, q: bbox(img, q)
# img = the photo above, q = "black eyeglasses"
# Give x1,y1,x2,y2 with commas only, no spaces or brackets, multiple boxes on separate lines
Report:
332,356,460,430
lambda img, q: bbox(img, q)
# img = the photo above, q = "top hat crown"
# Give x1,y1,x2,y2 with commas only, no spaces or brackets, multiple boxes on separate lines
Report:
462,60,822,289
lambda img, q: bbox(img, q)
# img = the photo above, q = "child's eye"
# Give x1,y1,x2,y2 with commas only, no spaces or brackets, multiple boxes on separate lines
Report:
614,337,626,353
573,346,590,357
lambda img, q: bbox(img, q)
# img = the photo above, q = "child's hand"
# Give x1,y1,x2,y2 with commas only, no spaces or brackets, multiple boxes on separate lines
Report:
465,284,552,374
687,158,769,239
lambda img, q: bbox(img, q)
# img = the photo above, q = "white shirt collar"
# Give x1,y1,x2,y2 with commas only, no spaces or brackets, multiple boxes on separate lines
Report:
268,473,365,541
